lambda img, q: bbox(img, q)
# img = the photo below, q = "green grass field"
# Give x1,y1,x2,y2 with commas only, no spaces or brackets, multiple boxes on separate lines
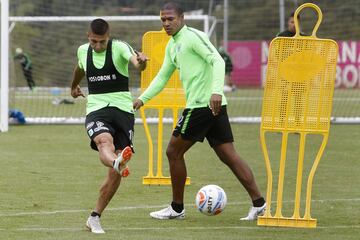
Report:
0,124,359,239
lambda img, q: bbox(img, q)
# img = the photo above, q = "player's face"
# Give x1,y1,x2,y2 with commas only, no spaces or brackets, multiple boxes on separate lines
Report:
88,31,109,53
160,9,184,36
288,17,296,33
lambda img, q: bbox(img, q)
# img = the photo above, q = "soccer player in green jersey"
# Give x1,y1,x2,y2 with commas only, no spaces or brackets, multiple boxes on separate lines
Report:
133,2,266,221
71,18,147,234
14,48,36,90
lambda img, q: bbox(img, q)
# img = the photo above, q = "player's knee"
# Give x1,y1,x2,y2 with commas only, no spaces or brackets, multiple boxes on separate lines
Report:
166,145,182,161
166,146,175,160
95,135,113,150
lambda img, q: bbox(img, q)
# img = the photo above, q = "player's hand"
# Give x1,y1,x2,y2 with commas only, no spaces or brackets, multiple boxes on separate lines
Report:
209,94,222,116
71,85,85,98
133,99,144,112
135,50,149,64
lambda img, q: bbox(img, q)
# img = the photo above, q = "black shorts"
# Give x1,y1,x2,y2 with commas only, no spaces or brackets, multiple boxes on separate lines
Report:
85,107,134,151
173,106,234,147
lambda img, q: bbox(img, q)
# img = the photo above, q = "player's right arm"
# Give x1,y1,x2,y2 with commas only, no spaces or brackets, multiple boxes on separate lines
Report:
71,46,86,98
133,43,176,110
71,65,85,98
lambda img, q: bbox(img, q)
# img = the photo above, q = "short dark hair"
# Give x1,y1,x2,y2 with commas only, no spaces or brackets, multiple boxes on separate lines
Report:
90,18,109,35
290,11,300,20
161,2,184,15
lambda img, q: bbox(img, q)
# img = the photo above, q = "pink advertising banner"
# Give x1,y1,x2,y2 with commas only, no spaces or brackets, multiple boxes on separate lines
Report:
228,41,262,86
228,40,360,88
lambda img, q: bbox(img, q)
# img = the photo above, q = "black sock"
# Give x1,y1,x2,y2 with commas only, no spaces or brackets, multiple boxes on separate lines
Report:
91,211,101,218
171,201,184,213
252,197,266,207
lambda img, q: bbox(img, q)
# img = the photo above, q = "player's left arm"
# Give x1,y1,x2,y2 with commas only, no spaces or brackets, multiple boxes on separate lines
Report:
129,50,148,71
192,32,225,115
117,41,148,71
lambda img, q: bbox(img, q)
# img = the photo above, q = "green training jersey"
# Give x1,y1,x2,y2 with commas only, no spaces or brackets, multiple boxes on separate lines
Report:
139,25,227,109
77,40,135,115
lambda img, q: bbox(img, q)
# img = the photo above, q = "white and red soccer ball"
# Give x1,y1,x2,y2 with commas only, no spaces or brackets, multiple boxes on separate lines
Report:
195,185,227,216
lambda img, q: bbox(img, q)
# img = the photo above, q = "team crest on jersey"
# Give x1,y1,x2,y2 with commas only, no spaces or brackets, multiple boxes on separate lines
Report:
175,44,182,53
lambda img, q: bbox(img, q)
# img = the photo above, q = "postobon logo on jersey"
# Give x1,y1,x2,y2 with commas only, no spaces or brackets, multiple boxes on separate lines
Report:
88,75,111,82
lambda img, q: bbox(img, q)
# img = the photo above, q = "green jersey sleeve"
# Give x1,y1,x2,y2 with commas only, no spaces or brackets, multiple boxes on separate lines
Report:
77,44,87,70
191,31,225,95
112,40,135,77
113,40,135,62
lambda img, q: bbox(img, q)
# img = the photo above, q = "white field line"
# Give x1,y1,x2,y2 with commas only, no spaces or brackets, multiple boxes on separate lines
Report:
1,198,360,217
1,225,360,232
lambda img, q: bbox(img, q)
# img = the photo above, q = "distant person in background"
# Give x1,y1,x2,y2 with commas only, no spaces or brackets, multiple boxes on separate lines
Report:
218,46,235,92
14,48,36,90
277,12,305,37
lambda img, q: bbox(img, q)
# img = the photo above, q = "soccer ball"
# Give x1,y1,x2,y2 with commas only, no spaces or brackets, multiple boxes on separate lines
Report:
195,184,227,216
